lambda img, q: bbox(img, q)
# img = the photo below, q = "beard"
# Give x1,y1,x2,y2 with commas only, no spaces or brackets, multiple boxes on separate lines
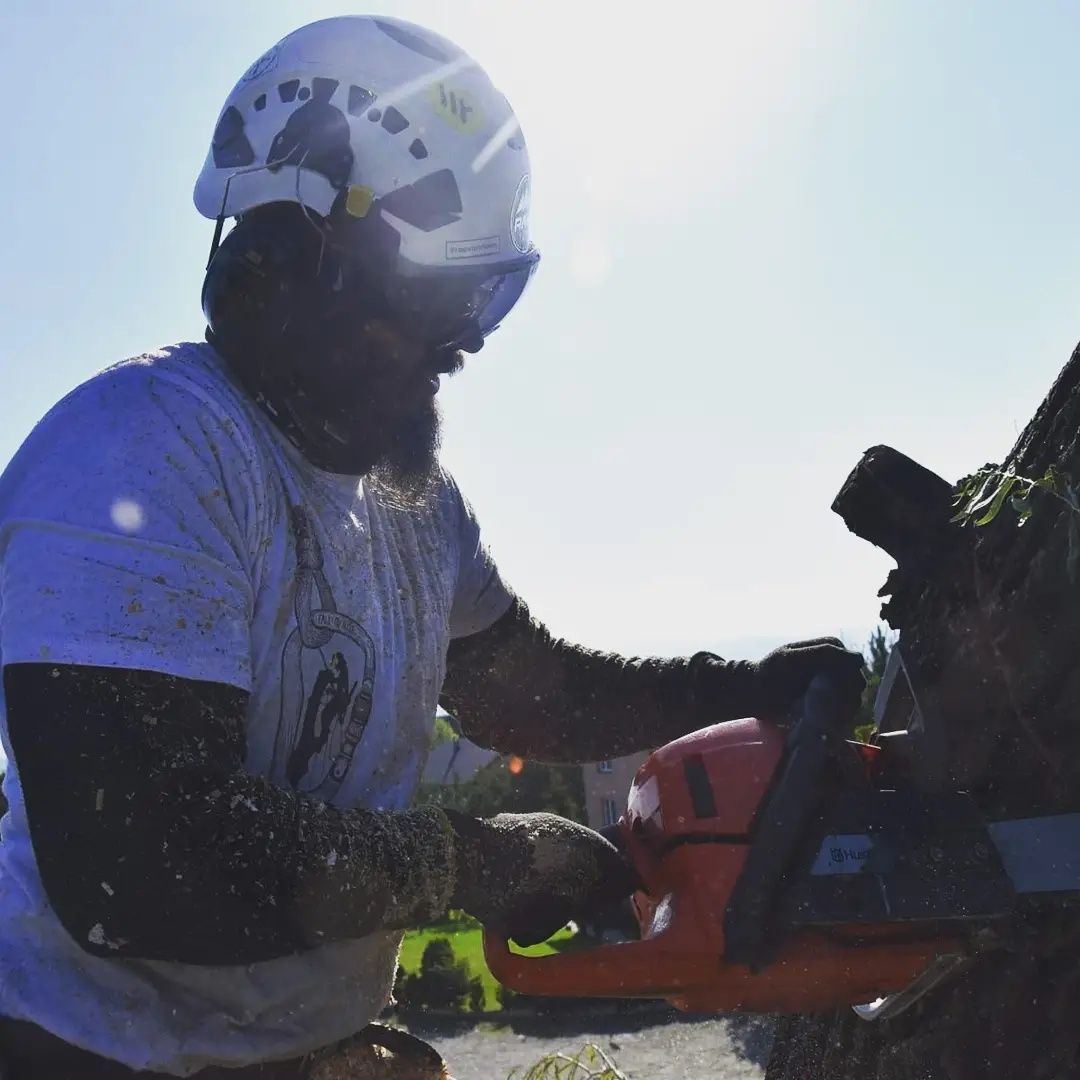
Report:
366,394,443,511
218,325,455,504
366,348,462,510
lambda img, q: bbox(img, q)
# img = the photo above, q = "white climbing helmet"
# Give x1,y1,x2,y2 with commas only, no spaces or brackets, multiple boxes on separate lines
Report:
194,15,538,345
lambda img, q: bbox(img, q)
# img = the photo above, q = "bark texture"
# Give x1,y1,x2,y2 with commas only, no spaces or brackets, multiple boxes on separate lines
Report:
765,342,1080,1080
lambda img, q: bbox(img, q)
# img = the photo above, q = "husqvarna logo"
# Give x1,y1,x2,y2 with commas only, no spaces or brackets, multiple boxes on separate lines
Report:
810,834,875,876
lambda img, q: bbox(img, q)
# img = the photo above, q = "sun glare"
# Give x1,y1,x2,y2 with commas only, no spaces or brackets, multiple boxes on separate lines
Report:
459,2,828,215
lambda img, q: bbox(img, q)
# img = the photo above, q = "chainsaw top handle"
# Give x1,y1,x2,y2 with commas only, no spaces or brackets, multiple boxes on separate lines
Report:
722,674,856,970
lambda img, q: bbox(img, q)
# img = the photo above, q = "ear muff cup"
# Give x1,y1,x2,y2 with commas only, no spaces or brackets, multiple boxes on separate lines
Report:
201,210,332,356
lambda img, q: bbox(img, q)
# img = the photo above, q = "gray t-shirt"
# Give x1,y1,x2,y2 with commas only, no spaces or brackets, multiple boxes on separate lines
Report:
0,342,512,1074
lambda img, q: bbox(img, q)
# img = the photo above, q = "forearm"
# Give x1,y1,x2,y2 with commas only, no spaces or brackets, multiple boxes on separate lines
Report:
5,663,458,965
440,598,756,762
161,769,457,960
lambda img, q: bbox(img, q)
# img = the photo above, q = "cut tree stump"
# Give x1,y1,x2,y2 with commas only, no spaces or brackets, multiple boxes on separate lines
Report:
764,342,1080,1080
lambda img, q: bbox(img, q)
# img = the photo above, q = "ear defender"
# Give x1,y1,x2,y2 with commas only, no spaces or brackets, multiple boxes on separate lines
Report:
202,209,332,353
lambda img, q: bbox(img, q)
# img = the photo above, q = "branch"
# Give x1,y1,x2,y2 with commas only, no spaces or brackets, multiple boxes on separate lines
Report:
831,445,954,569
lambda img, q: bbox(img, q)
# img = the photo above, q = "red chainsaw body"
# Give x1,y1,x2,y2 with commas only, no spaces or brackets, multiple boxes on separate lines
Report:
483,717,960,1012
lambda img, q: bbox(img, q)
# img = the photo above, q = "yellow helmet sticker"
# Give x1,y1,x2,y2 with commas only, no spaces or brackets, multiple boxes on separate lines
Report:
426,81,484,135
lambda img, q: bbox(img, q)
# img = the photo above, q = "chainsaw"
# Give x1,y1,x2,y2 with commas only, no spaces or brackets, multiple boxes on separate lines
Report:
483,650,1080,1019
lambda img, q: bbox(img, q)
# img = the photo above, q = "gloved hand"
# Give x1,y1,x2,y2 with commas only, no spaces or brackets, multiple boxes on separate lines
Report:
445,810,638,947
693,637,865,722
751,637,866,717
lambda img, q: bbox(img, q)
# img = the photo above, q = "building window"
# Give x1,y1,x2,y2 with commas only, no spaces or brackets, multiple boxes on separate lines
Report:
597,760,613,774
601,797,619,827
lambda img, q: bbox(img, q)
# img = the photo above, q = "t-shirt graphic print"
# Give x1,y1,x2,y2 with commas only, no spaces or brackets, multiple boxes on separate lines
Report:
276,505,377,798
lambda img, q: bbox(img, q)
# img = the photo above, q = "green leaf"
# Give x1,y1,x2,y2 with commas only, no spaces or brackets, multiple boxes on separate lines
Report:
1037,465,1061,492
952,466,1008,524
971,473,1018,526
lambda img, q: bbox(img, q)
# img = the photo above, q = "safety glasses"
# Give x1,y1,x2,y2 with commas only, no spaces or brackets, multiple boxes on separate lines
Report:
376,250,541,351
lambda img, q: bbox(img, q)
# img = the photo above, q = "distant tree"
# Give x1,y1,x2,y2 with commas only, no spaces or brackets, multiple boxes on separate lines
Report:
854,625,896,738
865,625,893,678
416,757,586,822
420,937,454,969
397,937,473,1011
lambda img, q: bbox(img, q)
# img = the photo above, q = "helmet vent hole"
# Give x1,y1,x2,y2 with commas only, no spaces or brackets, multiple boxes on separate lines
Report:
278,80,300,103
380,107,409,135
297,87,311,102
348,86,377,116
254,94,267,112
212,106,255,168
409,139,428,160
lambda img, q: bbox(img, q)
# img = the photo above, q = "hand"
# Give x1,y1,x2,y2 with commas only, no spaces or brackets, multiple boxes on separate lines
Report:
752,637,865,718
446,811,638,946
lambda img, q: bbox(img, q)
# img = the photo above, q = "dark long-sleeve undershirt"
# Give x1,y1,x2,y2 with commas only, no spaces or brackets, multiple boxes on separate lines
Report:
441,597,757,761
4,663,457,965
3,601,752,966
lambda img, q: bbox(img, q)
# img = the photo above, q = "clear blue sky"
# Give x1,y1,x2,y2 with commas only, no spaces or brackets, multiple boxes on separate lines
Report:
5,1,1080,662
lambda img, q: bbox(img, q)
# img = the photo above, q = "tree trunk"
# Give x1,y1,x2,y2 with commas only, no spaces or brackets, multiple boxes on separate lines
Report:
765,343,1080,1080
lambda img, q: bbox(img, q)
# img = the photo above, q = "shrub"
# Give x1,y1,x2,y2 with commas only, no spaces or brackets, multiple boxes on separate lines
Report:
400,936,472,1011
422,937,455,971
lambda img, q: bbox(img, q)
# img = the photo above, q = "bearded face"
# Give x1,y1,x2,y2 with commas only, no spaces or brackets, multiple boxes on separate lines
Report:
249,318,465,505
208,205,474,491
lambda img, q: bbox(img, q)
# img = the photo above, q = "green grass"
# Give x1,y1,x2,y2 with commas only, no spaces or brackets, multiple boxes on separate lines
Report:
399,913,577,1011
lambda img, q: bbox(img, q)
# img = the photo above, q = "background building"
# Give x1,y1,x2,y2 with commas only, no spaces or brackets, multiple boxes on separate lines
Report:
583,753,648,831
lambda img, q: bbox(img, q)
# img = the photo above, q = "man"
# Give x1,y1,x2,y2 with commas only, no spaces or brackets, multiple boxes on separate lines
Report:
0,15,863,1078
